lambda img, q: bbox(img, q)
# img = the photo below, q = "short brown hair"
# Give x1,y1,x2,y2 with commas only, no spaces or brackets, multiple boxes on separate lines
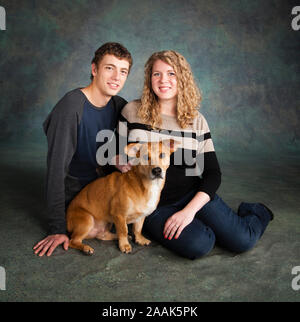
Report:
90,42,133,80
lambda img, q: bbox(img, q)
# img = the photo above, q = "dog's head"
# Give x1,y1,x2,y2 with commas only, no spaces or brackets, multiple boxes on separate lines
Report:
124,139,180,180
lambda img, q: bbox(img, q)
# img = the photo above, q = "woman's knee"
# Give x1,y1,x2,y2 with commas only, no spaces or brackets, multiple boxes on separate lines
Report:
224,232,257,254
180,227,216,260
143,207,216,260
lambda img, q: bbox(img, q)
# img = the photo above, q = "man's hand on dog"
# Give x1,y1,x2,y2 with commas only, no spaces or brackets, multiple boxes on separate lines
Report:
33,234,69,257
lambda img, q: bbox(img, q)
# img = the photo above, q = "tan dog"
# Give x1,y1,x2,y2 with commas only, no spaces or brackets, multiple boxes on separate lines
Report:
66,139,179,254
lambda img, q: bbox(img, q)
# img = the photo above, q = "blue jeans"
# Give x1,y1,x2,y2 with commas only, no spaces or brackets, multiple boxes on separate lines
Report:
142,190,272,260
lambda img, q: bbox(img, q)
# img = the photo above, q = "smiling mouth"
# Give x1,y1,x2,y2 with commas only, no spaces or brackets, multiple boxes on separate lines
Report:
159,87,171,93
108,83,120,89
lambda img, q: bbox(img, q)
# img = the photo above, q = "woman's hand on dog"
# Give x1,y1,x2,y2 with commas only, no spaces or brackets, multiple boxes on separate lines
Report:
114,154,132,173
163,210,195,240
33,234,69,257
116,163,132,173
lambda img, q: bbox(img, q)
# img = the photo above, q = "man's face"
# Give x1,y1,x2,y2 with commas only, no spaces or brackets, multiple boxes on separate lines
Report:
92,54,130,98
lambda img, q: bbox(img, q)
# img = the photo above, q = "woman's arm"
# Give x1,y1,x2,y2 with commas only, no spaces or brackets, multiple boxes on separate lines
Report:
163,191,210,240
164,113,221,240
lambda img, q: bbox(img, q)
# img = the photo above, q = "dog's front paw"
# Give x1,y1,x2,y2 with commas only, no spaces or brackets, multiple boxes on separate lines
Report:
83,245,94,255
119,242,132,253
135,235,151,246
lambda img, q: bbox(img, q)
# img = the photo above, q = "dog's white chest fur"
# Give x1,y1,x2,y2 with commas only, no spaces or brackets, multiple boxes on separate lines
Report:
144,180,162,215
128,179,163,223
126,177,165,224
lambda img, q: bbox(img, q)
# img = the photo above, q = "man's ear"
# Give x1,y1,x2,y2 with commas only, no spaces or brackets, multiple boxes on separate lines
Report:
91,63,98,78
162,139,181,153
124,143,143,157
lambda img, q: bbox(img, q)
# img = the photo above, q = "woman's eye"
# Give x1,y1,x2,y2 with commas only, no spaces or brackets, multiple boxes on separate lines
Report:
159,153,165,159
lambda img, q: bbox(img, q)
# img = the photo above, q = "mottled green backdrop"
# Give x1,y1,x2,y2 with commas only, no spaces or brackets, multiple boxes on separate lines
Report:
0,0,299,155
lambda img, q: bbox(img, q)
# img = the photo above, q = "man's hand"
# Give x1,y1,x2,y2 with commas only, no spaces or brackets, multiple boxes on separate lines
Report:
33,234,69,257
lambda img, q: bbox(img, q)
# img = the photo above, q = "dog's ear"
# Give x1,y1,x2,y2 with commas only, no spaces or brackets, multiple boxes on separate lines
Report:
124,143,143,157
162,139,181,153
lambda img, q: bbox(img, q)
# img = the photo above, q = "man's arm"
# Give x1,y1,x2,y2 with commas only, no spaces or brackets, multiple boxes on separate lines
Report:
34,89,85,256
43,91,82,235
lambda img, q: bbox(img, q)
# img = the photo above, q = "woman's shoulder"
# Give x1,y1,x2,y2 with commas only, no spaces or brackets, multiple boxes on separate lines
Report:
121,99,142,122
193,110,210,133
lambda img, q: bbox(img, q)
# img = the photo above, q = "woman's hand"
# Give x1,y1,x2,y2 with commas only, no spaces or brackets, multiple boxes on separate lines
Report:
163,209,196,240
113,155,132,173
116,163,132,173
163,191,210,240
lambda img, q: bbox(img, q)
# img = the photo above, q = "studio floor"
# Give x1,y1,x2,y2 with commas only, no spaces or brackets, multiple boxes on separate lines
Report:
0,144,299,302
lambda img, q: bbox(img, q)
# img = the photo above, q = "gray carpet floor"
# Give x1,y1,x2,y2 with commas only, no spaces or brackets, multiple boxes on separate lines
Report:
0,145,299,302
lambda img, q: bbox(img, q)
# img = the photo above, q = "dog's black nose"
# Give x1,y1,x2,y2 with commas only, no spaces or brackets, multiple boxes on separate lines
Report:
152,167,162,177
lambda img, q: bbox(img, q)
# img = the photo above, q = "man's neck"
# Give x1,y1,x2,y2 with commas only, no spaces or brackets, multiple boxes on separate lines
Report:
81,84,111,108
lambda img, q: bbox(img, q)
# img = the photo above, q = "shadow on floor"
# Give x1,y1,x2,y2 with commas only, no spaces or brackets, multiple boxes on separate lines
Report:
0,162,47,232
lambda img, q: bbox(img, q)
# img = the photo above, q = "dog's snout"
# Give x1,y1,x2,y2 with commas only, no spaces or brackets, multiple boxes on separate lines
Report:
152,167,162,177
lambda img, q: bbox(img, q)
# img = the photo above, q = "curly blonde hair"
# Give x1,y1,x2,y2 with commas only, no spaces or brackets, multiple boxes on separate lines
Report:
138,50,201,129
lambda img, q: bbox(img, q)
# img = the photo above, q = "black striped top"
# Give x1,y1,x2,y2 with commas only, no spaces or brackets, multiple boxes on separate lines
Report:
117,100,221,206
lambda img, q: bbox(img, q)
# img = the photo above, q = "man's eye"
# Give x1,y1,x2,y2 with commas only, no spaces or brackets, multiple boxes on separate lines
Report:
159,153,165,159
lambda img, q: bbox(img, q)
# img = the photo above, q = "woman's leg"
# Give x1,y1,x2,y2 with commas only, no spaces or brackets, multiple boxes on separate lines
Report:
197,194,273,253
143,202,216,260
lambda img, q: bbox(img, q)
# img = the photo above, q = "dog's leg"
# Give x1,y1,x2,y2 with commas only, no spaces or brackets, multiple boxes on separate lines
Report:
95,222,118,241
100,231,118,241
68,212,95,255
133,217,151,246
114,216,132,253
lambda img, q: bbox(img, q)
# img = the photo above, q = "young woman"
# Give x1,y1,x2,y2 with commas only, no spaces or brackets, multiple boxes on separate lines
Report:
117,50,273,260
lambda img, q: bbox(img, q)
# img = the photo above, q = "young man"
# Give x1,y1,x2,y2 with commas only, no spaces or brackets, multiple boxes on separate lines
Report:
33,43,133,257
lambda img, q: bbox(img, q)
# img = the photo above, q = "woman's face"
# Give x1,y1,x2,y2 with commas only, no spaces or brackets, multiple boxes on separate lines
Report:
151,59,178,103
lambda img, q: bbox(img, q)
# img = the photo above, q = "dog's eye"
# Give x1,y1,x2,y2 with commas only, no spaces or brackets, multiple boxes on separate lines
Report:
159,153,165,159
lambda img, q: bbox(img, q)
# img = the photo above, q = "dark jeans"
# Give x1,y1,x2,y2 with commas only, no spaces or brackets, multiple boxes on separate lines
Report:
142,190,272,260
